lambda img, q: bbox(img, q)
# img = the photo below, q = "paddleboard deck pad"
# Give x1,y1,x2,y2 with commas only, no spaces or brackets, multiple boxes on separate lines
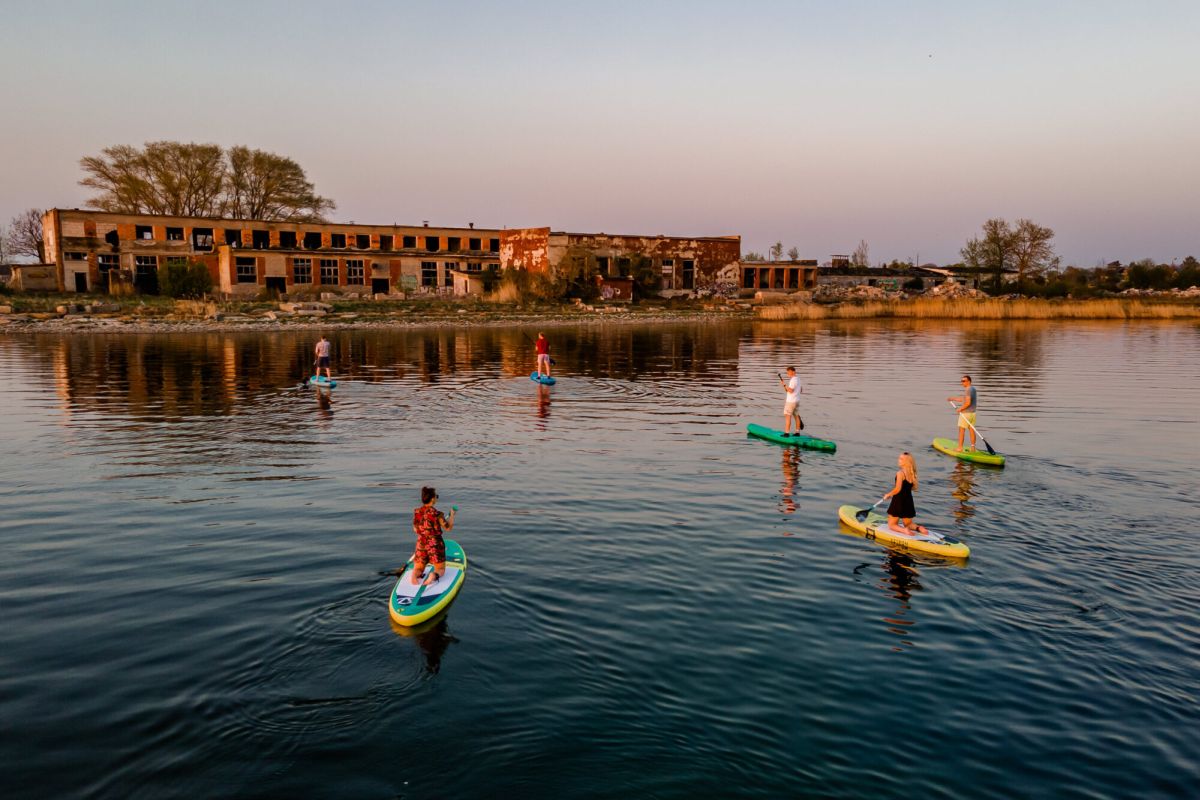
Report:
530,372,556,385
932,437,1005,466
389,539,467,626
307,376,338,388
838,504,970,558
747,423,836,452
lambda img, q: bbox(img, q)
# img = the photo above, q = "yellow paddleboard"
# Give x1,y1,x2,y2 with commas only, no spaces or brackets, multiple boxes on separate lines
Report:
838,504,970,559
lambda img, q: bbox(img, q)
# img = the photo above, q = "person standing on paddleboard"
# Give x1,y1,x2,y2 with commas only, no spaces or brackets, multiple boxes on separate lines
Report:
778,366,803,436
411,486,455,586
535,332,552,379
948,374,977,452
314,335,333,381
883,452,928,536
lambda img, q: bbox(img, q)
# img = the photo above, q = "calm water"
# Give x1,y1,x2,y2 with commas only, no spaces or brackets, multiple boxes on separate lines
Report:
1,321,1198,799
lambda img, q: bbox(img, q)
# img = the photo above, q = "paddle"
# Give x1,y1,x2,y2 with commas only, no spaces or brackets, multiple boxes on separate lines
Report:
855,495,888,522
777,373,804,431
950,401,997,456
523,331,556,366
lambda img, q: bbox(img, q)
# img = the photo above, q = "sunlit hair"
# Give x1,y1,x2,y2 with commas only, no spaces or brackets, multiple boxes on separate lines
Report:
899,452,918,490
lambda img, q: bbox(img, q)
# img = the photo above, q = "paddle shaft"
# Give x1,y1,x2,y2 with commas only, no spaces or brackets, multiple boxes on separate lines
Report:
950,401,996,455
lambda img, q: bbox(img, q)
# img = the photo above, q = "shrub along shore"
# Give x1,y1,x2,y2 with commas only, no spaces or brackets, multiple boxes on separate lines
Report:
0,293,1197,334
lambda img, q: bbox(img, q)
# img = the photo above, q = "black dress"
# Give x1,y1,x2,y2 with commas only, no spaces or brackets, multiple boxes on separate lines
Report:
887,477,916,518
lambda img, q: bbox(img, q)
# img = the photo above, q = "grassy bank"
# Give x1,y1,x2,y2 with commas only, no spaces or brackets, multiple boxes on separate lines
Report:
756,298,1200,321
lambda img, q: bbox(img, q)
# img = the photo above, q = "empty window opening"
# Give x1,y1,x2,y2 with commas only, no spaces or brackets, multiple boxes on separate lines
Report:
682,259,695,290
346,259,365,285
135,255,159,293
192,228,214,251
426,236,440,252
280,231,297,248
617,257,631,277
166,227,184,241
468,262,481,272
356,234,371,249
330,233,346,248
742,268,755,289
773,270,784,289
304,232,322,250
225,229,243,248
468,237,481,251
443,263,455,287
421,262,438,287
66,251,86,261
292,258,312,284
379,235,394,251
758,270,770,289
98,254,119,272
236,257,257,283
597,256,609,276
487,263,499,271
252,230,270,248
136,225,153,240
488,238,500,253
403,235,417,249
447,237,461,252
105,229,120,247
319,259,339,284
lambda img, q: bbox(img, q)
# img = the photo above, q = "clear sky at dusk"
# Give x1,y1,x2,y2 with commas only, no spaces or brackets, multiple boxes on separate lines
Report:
1,0,1197,264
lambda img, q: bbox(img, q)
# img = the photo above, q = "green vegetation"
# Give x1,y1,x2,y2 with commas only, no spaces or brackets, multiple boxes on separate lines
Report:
159,259,213,298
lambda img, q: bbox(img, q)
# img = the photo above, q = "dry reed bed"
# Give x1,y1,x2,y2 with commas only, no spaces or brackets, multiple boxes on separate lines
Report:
756,298,1200,321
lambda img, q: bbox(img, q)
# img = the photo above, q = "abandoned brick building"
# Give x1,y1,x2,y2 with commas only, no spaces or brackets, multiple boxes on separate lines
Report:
40,209,814,297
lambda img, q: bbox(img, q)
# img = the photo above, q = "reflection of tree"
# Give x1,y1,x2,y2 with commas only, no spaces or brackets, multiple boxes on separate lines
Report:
956,321,1046,395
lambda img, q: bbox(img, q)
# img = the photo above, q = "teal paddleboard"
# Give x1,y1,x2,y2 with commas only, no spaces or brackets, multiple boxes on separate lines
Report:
747,423,836,452
530,372,556,385
307,376,337,388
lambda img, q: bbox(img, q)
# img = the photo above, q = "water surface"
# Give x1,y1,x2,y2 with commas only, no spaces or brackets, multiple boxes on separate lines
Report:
1,320,1197,798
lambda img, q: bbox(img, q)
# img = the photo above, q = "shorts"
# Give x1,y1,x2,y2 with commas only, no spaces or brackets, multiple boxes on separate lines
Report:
537,354,550,368
413,534,446,566
784,401,799,415
958,411,976,429
317,356,330,368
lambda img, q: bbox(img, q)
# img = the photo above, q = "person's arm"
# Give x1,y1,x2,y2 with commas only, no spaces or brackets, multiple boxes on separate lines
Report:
884,470,904,499
442,510,454,531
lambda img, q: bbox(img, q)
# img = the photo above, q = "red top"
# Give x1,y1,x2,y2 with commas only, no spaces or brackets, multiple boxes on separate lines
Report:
535,338,549,355
412,505,445,539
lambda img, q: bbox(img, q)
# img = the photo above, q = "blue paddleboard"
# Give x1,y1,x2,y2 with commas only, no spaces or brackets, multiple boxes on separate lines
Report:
530,372,556,385
307,376,338,388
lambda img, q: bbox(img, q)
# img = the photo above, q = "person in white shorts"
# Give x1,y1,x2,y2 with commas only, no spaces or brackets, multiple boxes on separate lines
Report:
779,366,803,436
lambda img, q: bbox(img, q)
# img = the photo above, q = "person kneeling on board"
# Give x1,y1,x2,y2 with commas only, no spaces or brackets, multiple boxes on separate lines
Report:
535,332,552,379
778,366,804,435
411,486,455,586
882,452,929,536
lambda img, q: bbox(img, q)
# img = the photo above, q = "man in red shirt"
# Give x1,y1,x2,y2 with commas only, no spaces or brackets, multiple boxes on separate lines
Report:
535,332,552,378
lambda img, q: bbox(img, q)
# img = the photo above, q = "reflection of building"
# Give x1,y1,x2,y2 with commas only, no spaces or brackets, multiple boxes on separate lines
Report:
42,209,502,295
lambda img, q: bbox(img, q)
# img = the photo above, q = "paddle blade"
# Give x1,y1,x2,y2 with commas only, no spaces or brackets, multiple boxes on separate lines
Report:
981,438,997,456
855,506,871,522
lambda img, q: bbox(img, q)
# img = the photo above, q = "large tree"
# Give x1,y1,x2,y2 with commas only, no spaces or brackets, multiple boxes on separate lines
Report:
7,207,46,262
961,218,1022,290
224,146,335,222
79,141,335,221
1011,218,1058,283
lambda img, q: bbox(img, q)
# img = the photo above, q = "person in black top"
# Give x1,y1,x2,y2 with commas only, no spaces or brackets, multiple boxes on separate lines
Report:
883,452,928,535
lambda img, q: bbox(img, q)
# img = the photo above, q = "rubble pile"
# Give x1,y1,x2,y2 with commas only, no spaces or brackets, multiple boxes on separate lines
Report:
923,281,988,299
814,284,895,301
1121,286,1200,297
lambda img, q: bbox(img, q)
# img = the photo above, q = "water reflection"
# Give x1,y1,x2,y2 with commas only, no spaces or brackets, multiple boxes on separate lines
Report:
390,613,459,675
779,448,801,514
535,383,551,425
948,461,978,522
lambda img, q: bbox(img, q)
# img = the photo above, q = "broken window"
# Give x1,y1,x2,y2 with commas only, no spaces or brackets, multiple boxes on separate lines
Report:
682,259,695,290
617,257,631,277
743,268,755,289
292,258,312,284
166,256,188,268
596,256,609,276
447,237,461,252
236,257,257,283
98,254,119,272
136,225,153,240
252,229,270,248
425,236,440,252
488,238,500,253
280,231,297,248
304,232,322,250
319,259,339,284
661,259,675,289
192,228,214,251
135,255,158,271
225,229,243,248
166,227,184,241
487,263,499,271
443,263,455,287
379,235,393,251
66,251,86,261
330,233,346,248
356,234,371,249
468,237,481,251
421,261,438,287
468,262,481,272
346,259,365,285
403,235,417,249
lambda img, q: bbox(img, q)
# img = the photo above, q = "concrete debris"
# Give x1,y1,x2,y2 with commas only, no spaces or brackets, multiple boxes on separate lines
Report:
923,282,988,299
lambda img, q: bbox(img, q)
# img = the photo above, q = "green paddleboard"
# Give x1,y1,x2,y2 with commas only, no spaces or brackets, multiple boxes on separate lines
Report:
747,423,836,452
932,437,1005,466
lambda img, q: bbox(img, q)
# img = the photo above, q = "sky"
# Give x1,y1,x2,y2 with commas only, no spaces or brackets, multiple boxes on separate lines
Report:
1,0,1197,265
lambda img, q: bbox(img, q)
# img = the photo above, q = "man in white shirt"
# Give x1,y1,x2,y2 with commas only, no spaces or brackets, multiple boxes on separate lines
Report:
779,366,804,436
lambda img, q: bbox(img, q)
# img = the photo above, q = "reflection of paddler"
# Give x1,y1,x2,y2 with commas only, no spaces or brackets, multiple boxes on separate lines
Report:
949,461,977,522
390,614,458,675
316,387,333,412
779,447,800,514
536,383,551,418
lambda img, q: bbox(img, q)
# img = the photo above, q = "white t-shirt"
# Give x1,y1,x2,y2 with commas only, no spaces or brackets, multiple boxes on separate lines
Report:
784,375,801,404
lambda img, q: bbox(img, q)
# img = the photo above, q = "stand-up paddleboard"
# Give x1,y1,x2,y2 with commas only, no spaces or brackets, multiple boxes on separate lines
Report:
389,539,467,626
307,375,338,388
932,437,1004,467
747,423,836,452
838,504,970,558
530,372,556,385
